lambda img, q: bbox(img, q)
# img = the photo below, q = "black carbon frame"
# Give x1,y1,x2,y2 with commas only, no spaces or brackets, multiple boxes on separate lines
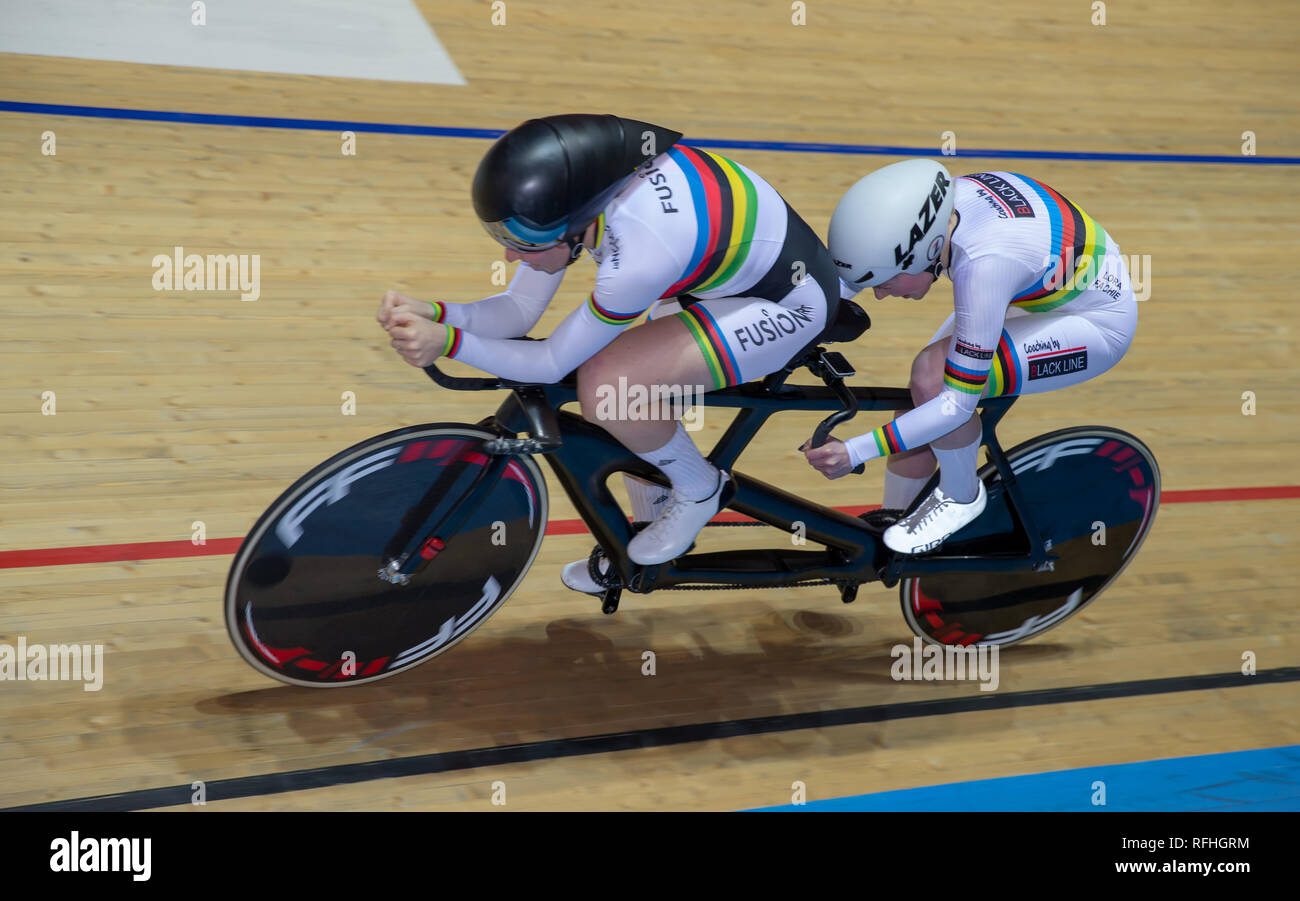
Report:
423,353,1052,600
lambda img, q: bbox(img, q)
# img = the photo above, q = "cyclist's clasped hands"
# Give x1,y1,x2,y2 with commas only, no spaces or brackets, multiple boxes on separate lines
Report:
378,289,448,368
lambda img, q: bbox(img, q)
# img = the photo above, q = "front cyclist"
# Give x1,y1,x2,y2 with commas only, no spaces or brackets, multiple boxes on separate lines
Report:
379,114,840,590
803,160,1137,554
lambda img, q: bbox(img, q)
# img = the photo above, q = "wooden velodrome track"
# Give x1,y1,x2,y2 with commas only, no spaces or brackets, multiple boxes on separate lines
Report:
1,1,1297,811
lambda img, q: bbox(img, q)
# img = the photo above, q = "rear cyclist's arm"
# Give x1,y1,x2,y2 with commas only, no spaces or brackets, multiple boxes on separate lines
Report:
429,263,564,338
841,256,1035,467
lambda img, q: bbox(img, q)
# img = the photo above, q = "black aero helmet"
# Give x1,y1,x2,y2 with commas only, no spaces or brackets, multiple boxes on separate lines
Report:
473,114,683,252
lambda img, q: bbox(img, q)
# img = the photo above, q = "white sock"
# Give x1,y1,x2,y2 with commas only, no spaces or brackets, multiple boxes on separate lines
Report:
624,474,669,522
934,436,981,504
883,467,932,511
637,423,719,502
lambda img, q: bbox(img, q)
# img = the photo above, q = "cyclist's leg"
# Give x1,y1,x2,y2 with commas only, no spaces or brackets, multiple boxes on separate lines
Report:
575,279,829,565
922,311,1033,504
577,289,828,447
562,300,679,592
883,299,1135,553
916,251,1137,509
560,300,683,592
986,243,1137,401
882,311,969,510
991,303,1136,399
618,299,682,526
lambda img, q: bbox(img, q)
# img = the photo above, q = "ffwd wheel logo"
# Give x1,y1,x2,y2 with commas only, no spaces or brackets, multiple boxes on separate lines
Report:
275,447,402,547
1009,437,1103,475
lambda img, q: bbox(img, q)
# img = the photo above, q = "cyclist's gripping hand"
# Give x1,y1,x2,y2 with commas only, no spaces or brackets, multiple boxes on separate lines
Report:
377,290,434,329
387,311,448,368
800,437,854,480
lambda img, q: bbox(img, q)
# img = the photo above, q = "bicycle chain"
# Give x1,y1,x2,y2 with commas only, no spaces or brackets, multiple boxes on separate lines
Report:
661,579,835,591
586,519,841,592
672,521,835,590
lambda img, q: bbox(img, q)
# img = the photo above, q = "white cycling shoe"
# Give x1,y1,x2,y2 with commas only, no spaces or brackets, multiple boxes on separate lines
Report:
562,557,610,595
883,482,987,555
627,472,732,565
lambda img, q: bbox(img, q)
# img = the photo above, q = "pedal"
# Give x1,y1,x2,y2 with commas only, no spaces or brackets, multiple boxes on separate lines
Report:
587,545,622,590
839,583,859,605
859,508,904,533
600,587,621,615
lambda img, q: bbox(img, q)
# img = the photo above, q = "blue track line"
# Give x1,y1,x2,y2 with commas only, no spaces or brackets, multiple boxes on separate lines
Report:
750,744,1300,811
2,100,1296,165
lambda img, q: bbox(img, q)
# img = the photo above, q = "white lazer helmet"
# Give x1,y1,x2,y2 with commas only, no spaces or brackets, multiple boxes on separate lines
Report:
828,159,955,289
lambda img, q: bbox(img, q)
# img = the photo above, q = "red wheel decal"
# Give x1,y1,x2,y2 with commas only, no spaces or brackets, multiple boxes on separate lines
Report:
912,582,942,613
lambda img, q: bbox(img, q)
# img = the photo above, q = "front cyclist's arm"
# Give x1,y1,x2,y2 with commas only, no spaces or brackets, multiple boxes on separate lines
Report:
429,263,563,338
841,256,1035,468
441,290,653,383
443,227,678,383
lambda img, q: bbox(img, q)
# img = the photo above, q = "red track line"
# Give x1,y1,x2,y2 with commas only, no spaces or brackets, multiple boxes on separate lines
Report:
0,485,1296,571
1162,485,1300,503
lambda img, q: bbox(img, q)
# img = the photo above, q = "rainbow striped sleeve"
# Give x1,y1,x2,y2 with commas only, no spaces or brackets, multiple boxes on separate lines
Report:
441,325,462,359
865,420,909,458
429,300,446,322
942,330,1023,399
845,329,1023,466
943,358,988,395
586,293,646,327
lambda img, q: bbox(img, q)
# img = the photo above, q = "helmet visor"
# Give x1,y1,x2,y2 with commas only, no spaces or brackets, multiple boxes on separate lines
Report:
481,217,567,253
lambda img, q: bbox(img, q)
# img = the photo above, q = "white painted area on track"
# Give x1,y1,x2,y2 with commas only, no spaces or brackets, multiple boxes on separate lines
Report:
0,0,465,84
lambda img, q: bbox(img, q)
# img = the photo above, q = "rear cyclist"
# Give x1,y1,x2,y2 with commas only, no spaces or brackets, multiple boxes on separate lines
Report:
804,160,1137,554
379,114,841,590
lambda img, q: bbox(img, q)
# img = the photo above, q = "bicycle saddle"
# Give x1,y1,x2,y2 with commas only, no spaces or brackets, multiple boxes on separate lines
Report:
821,298,870,344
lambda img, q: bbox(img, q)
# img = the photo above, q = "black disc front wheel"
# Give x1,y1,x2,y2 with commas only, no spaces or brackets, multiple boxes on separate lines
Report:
225,424,548,686
900,426,1159,647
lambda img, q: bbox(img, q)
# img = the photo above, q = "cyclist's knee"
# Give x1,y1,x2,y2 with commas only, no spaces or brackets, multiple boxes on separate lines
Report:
888,444,935,478
909,343,946,405
576,355,611,421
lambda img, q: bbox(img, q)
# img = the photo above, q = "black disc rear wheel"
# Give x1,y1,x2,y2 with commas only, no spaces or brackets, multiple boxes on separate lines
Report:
900,426,1159,647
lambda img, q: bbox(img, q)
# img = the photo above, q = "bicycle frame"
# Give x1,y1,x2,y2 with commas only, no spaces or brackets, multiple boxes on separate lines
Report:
421,353,1054,609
